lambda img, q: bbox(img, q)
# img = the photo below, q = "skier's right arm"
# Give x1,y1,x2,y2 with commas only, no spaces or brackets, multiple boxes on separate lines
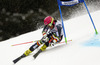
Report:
42,25,49,37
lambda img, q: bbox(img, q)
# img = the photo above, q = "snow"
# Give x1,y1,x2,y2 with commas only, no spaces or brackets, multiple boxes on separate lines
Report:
0,10,100,65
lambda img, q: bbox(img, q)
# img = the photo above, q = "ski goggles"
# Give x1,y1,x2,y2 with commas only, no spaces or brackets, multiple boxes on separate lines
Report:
48,18,54,27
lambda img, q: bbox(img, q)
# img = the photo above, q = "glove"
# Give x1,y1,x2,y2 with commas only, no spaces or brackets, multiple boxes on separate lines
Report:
42,36,49,42
49,43,55,47
49,39,57,47
53,39,57,43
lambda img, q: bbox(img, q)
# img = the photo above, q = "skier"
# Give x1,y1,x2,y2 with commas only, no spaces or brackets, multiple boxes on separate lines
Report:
13,16,63,64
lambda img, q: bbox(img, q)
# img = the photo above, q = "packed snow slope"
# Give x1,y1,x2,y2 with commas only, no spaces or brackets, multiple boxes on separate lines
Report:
0,10,100,65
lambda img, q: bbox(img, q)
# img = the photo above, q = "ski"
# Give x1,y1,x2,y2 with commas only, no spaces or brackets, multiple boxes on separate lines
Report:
13,57,22,64
33,49,42,59
13,54,26,64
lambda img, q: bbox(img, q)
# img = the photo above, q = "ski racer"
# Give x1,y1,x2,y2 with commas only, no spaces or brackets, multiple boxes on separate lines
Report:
13,16,63,64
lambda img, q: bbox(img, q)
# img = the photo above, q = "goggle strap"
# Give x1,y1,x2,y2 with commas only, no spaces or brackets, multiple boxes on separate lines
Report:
49,18,54,26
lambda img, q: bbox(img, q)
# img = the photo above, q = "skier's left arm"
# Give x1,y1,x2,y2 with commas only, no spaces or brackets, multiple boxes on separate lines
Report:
51,25,62,43
42,25,49,37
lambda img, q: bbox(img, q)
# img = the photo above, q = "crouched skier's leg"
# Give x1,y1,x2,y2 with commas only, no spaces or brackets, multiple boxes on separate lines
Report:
33,42,49,59
24,41,40,56
13,40,43,64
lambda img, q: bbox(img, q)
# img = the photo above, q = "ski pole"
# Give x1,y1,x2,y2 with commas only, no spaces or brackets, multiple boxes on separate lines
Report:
11,40,39,46
58,39,72,44
11,36,45,46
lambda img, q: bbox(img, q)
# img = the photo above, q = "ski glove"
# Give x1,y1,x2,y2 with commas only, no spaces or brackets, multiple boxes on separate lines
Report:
52,35,59,43
42,36,49,42
49,42,55,47
49,39,58,47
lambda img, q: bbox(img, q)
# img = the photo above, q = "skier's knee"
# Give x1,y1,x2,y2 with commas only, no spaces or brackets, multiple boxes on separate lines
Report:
29,40,44,51
40,44,47,51
24,49,32,56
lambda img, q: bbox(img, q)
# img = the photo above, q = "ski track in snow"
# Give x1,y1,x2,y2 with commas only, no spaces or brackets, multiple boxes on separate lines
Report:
0,10,100,65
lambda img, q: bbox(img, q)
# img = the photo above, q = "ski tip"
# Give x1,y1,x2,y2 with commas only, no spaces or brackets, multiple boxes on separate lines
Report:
33,54,38,59
12,62,16,64
33,56,36,59
13,60,16,64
